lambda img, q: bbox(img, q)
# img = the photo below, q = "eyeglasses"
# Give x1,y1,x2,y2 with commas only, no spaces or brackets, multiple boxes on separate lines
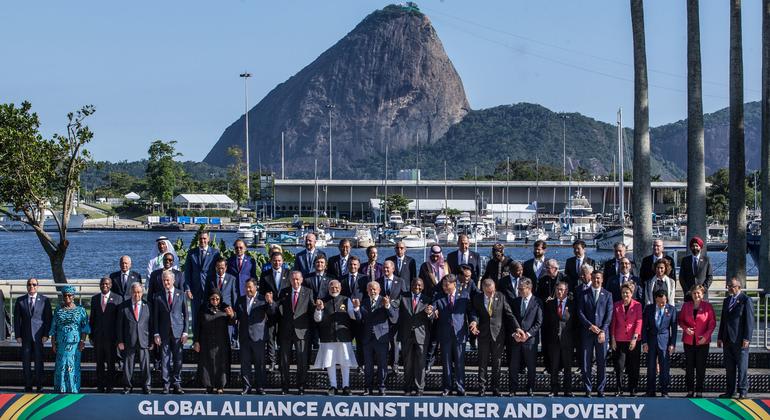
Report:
27,284,38,287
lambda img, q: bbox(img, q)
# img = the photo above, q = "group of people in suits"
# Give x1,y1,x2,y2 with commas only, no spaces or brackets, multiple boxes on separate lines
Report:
9,232,756,399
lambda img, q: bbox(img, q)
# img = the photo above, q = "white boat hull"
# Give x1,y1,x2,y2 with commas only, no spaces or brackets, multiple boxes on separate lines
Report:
595,227,633,251
0,214,86,232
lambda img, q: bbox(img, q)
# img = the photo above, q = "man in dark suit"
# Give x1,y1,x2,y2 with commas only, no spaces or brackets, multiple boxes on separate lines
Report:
184,232,220,333
89,276,124,393
522,240,547,290
327,238,352,280
606,257,644,302
509,278,542,396
110,255,142,300
116,282,151,394
235,278,275,395
227,239,258,298
447,234,480,280
564,240,595,291
152,271,189,394
13,278,52,392
535,259,565,302
386,240,417,285
378,260,406,373
277,271,315,394
398,278,433,396
717,277,755,399
340,256,367,299
304,254,334,301
679,236,713,302
498,261,525,309
577,271,613,397
484,244,511,285
542,280,578,397
293,232,325,277
356,280,399,395
361,246,383,281
432,274,473,396
147,253,186,304
639,239,676,284
603,242,635,280
470,279,520,396
641,289,677,397
259,251,290,371
210,258,238,307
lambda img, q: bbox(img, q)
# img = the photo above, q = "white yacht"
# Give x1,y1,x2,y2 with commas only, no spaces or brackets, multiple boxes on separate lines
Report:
354,228,375,248
527,227,549,242
0,208,86,232
388,211,404,229
395,225,428,248
595,226,633,251
558,190,598,240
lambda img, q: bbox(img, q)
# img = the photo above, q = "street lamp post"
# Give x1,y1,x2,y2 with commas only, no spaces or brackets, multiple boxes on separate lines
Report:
327,104,335,179
240,71,252,206
561,114,569,177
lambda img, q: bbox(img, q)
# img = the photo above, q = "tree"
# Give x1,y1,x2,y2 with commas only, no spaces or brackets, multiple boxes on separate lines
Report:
728,0,747,280
630,0,653,267
0,101,95,283
687,0,707,255
146,140,182,212
761,0,770,294
381,194,412,217
226,146,248,211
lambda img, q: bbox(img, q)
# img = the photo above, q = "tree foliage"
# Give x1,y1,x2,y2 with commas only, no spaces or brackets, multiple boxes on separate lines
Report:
145,140,183,211
380,194,412,216
227,146,248,209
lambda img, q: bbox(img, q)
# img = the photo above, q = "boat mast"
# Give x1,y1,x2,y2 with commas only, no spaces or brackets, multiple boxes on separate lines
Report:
444,160,448,219
474,166,479,253
314,159,319,232
506,157,510,229
617,108,625,227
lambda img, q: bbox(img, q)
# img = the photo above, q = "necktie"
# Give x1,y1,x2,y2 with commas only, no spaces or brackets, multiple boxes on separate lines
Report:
102,295,107,311
463,253,468,265
412,296,418,311
656,308,664,329
315,275,321,292
200,249,205,264
167,291,172,307
307,252,313,268
350,274,357,294
512,278,518,297
449,294,455,309
341,258,348,276
30,297,35,315
398,258,403,272
577,259,582,274
386,279,391,294
728,295,737,311
486,297,493,316
521,298,527,314
134,302,139,321
247,297,253,315
238,256,244,271
371,297,377,310
693,256,698,274
292,290,298,311
218,275,224,289
558,300,563,319
594,289,599,303
122,273,128,291
275,270,281,290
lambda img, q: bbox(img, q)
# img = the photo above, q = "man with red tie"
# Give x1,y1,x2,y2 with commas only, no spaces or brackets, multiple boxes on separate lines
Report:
89,276,124,393
277,271,315,395
152,271,189,394
116,282,151,394
397,278,434,395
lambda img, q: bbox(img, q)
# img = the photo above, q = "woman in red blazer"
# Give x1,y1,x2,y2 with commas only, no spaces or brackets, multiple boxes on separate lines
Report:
610,282,643,396
678,284,716,397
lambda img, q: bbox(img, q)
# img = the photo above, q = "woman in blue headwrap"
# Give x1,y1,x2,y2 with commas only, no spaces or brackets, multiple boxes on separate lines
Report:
49,285,90,393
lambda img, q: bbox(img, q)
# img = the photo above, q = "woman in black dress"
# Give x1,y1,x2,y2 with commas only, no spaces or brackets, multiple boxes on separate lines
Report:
193,288,235,394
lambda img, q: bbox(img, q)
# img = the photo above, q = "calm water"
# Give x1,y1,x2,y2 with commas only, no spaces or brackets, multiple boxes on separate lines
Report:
0,230,752,280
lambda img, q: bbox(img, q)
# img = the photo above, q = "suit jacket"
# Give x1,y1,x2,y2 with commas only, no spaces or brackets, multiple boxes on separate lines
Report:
397,292,432,344
535,272,566,302
640,254,676,283
89,292,124,344
184,247,220,300
643,276,677,307
511,295,543,345
542,297,577,348
678,301,716,346
235,294,275,342
484,257,511,284
13,295,52,344
470,292,518,342
605,274,644,302
340,273,368,300
209,272,238,307
386,255,417,284
109,270,142,300
641,304,677,349
259,268,291,297
433,291,472,344
276,286,315,341
356,295,399,344
418,262,449,298
610,300,643,342
0,290,9,340
293,249,326,277
522,258,546,289
679,254,713,296
602,258,636,281
564,256,595,290
327,254,352,280
147,268,185,304
152,289,188,341
498,275,528,310
116,299,151,348
447,250,481,280
377,275,407,299
717,293,755,345
226,254,258,297
577,287,613,340
360,261,383,281
304,272,334,301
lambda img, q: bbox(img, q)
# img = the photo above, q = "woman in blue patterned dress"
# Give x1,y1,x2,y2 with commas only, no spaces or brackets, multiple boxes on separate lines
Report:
49,286,90,393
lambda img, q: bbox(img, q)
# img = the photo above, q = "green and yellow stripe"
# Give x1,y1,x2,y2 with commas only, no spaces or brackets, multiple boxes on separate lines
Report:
0,394,84,420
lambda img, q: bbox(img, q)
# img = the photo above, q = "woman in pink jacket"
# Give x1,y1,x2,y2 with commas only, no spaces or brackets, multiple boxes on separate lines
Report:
610,282,643,396
678,284,716,398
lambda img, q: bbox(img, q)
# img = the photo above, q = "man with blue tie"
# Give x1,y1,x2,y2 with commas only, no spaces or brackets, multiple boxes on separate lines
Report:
447,234,481,281
184,231,219,333
235,279,276,395
14,278,52,392
355,281,398,396
259,251,290,371
498,261,524,310
432,274,472,396
641,289,677,397
152,271,189,394
227,239,257,298
340,256,367,300
717,277,755,399
386,240,417,284
577,270,613,397
509,278,542,396
378,260,406,374
293,232,325,277
327,239,352,280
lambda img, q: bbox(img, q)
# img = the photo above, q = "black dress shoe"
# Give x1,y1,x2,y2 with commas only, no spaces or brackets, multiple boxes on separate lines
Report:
686,392,694,398
362,389,372,396
718,393,735,399
241,389,251,395
280,388,288,395
615,391,623,397
97,387,106,393
597,392,605,398
122,388,131,395
526,390,534,397
24,387,32,393
416,391,424,396
645,392,656,397
546,392,555,397
143,388,151,395
510,391,517,397
584,392,592,398
695,392,703,398
478,390,486,397
662,393,669,398
378,389,386,396
629,391,637,397
343,387,351,396
441,390,450,397
161,388,170,395
492,390,501,397
173,387,185,395
256,388,266,395
457,390,465,397
105,388,113,394
739,393,749,399
297,388,305,395
36,386,43,392
564,392,574,397
327,387,335,396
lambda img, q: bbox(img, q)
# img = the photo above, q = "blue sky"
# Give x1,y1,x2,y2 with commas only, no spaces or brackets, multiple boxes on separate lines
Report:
0,0,762,163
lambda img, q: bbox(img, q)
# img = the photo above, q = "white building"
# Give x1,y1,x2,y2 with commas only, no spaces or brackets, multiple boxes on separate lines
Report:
172,194,236,211
485,203,537,224
370,198,476,220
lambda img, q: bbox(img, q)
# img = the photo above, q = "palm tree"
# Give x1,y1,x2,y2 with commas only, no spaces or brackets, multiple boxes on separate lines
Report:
630,0,652,267
687,0,707,255
728,0,747,281
760,0,770,294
